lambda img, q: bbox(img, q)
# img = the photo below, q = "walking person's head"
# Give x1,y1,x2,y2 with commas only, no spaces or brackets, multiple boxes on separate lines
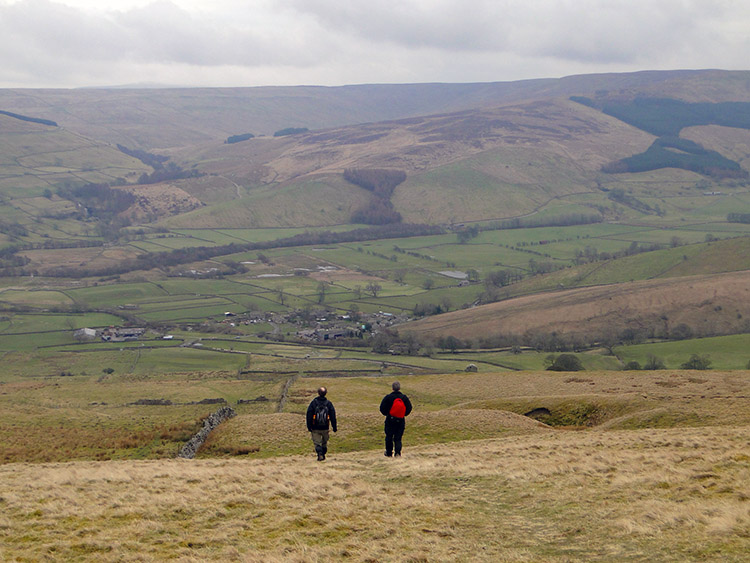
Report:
318,386,327,397
392,381,400,392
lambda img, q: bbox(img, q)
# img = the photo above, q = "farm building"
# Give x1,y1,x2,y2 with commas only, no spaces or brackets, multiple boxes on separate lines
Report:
74,327,97,339
101,327,145,342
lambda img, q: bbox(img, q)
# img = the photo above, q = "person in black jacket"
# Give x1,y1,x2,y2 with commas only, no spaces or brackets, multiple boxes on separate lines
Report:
306,386,337,461
379,381,412,457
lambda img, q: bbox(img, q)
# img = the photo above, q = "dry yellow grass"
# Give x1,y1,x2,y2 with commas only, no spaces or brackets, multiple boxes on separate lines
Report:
1,424,748,561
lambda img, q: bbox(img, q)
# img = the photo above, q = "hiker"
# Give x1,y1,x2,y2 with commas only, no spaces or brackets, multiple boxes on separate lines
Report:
306,386,337,461
379,381,412,457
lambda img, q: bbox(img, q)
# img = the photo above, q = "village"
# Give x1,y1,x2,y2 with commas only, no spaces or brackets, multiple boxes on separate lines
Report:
73,308,411,350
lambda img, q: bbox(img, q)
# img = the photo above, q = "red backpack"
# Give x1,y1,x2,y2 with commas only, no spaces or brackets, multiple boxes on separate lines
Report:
389,397,406,418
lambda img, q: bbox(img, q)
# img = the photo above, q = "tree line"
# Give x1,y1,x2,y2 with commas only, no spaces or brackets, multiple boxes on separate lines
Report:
602,137,746,179
0,109,57,127
571,97,750,137
345,168,406,225
728,213,750,224
225,133,255,144
11,223,445,278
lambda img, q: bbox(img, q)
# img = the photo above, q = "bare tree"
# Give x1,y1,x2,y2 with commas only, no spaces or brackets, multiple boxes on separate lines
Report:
366,281,382,297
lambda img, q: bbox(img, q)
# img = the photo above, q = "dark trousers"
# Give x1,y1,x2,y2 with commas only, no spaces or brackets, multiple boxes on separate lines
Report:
384,416,405,455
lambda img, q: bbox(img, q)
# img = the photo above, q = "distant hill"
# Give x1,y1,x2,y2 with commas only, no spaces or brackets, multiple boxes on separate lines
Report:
2,68,750,250
2,69,750,150
167,92,750,227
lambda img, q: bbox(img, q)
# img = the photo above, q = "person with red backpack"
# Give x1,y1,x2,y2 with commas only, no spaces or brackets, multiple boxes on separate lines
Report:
379,381,412,457
306,387,337,461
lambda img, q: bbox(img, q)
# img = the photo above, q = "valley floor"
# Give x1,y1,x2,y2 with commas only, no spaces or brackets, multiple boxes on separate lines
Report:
1,424,748,562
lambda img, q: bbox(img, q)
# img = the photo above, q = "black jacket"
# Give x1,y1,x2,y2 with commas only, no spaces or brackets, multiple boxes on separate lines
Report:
306,396,337,432
379,391,412,419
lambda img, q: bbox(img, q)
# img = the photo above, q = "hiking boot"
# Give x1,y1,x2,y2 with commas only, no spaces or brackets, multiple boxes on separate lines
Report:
394,453,401,457
317,454,324,461
384,452,392,457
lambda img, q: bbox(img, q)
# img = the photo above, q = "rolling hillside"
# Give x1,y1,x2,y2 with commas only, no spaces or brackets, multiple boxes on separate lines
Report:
163,98,654,227
2,70,750,151
2,69,750,234
2,369,748,560
2,69,750,347
401,269,750,343
0,114,150,195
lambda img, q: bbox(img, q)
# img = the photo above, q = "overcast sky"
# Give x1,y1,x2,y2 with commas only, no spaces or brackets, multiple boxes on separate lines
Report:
1,0,748,88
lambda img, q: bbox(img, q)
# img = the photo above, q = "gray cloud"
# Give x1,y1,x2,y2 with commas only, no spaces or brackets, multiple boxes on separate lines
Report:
0,0,747,87
286,0,511,51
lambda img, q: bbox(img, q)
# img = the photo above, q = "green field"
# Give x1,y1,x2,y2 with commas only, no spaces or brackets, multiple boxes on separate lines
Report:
615,333,750,369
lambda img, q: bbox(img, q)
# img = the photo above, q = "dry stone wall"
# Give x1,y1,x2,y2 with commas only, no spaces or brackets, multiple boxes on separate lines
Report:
177,406,236,459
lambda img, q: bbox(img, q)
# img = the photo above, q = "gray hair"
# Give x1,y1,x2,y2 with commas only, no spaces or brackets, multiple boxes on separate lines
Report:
391,381,401,391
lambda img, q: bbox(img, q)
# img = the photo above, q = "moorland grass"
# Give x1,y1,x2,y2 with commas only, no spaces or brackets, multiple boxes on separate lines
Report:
0,374,285,463
1,424,747,561
4,369,747,464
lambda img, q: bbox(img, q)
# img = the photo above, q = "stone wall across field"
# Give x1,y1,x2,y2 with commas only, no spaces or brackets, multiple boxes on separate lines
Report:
178,406,236,459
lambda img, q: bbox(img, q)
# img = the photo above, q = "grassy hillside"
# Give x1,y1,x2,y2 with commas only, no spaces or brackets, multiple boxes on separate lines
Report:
165,98,657,227
1,368,748,560
162,174,371,229
166,96,750,229
402,269,750,343
3,425,748,561
0,115,150,194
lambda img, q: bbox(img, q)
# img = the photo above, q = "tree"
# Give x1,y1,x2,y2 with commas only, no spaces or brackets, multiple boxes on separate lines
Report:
456,225,479,244
680,354,711,370
437,335,463,352
620,327,645,345
366,281,382,297
422,278,434,290
643,355,666,370
371,332,395,354
623,360,642,370
546,354,584,371
670,323,693,340
599,328,620,355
